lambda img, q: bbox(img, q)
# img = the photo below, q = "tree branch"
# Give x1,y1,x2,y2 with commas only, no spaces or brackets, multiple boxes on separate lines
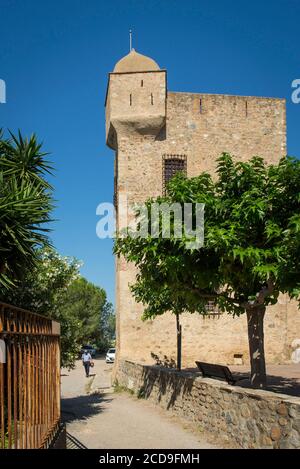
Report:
242,279,274,310
189,279,275,311
188,287,243,308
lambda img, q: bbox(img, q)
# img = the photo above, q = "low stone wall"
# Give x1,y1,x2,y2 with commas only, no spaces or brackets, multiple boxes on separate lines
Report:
115,360,300,449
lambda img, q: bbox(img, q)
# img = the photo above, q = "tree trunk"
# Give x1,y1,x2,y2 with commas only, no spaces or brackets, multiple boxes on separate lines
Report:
246,306,267,389
176,314,182,371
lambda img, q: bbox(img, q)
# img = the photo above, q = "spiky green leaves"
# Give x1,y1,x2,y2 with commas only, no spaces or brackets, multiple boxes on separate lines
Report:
0,130,54,288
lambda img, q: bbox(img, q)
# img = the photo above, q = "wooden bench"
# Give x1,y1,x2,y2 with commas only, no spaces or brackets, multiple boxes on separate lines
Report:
195,361,242,385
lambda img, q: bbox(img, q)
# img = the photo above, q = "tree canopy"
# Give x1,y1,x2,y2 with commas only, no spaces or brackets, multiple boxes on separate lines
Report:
60,276,115,352
115,153,300,388
0,129,114,369
1,248,115,368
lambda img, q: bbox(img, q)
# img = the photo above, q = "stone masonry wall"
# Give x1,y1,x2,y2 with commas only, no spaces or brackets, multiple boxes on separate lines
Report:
116,360,300,449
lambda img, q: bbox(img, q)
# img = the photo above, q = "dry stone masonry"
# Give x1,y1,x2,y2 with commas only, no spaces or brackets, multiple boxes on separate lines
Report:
116,360,300,449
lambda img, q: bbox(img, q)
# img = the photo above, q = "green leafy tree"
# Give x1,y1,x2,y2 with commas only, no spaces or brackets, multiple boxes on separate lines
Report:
0,129,53,288
1,248,115,367
103,308,116,345
0,130,115,368
115,154,300,388
60,277,115,352
1,248,82,368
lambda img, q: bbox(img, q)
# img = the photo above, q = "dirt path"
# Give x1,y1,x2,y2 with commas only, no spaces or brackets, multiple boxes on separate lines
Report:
61,358,218,449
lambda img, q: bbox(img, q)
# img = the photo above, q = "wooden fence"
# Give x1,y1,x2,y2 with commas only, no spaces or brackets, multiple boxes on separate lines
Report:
0,302,61,449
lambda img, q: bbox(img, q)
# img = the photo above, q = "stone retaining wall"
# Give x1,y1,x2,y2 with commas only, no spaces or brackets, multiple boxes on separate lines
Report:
115,360,300,449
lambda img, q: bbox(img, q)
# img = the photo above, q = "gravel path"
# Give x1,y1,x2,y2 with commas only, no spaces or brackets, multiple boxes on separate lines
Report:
61,358,218,449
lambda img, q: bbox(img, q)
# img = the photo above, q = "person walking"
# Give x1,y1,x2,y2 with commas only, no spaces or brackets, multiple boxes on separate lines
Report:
82,350,92,377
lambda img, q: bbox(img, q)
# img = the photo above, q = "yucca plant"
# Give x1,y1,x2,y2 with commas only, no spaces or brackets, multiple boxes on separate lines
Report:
0,129,54,289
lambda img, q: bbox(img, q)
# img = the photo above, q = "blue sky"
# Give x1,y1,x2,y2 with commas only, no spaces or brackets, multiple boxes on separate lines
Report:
0,0,299,304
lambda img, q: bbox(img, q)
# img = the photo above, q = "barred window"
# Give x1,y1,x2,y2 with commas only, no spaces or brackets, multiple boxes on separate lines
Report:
204,300,221,318
162,155,187,194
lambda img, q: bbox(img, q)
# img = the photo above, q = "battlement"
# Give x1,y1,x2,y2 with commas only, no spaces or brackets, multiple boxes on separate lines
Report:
168,91,285,121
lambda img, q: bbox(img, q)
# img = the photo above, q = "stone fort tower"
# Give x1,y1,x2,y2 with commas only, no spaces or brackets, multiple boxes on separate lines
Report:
105,49,300,368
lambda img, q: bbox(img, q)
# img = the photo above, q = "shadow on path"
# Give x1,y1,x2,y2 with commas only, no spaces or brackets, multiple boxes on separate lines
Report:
66,432,88,449
62,393,113,423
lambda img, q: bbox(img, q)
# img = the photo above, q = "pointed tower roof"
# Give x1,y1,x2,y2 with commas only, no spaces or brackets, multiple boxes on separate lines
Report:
113,49,160,73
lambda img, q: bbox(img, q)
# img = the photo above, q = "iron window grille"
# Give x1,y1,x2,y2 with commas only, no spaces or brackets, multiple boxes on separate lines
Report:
204,300,222,318
162,154,187,195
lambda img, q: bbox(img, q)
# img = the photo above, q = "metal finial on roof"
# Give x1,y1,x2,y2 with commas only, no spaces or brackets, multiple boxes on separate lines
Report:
129,29,133,52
